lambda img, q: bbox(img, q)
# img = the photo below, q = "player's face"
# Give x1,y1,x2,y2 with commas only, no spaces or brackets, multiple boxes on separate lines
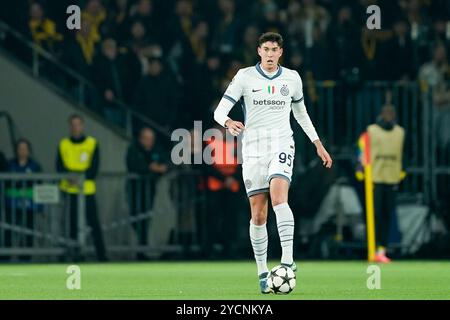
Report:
258,41,283,71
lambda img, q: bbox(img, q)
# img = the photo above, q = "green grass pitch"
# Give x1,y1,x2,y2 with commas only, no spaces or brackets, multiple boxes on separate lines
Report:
0,261,449,299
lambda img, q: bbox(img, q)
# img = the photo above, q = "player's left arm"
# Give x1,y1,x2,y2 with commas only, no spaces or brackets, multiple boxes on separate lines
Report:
291,72,332,168
313,139,333,168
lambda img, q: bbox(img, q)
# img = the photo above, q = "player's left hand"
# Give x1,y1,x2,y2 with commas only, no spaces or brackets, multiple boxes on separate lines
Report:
315,141,333,168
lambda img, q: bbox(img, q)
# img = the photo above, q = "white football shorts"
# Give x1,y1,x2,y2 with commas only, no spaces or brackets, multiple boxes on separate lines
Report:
242,144,295,197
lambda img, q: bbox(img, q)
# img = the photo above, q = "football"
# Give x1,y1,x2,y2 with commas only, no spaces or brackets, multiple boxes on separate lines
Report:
267,265,296,294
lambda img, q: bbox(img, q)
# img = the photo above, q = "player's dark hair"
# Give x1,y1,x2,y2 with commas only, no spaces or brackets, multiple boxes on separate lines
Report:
68,114,84,123
258,32,283,48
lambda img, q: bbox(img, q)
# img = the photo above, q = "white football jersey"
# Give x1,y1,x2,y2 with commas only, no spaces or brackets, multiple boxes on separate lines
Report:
216,63,318,157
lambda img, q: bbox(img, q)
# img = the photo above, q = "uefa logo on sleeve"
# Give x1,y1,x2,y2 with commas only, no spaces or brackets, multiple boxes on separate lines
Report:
280,85,289,96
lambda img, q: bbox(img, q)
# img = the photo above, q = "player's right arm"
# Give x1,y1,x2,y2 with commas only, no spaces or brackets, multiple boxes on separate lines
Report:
214,70,245,136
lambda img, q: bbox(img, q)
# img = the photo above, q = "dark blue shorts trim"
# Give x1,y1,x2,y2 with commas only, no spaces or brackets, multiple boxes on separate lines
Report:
247,187,270,198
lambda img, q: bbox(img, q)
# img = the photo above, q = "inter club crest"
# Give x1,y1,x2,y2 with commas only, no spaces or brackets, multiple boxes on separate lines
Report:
280,85,289,96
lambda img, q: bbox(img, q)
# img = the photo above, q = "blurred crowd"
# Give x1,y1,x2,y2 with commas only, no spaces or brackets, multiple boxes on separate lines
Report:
1,0,450,130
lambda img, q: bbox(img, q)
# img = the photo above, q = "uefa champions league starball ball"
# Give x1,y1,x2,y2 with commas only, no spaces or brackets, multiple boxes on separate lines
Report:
267,265,296,294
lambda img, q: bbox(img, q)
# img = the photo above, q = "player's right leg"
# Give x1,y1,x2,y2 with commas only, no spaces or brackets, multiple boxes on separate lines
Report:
249,193,271,293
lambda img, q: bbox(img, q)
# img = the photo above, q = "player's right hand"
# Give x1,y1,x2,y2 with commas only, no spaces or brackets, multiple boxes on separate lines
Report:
225,119,245,136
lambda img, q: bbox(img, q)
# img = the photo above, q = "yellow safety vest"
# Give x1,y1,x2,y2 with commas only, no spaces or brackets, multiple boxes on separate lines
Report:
59,136,97,195
368,124,405,184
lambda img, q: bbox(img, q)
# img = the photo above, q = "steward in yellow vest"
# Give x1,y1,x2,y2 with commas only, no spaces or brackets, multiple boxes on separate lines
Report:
58,136,98,195
56,114,107,261
368,123,405,185
357,105,405,263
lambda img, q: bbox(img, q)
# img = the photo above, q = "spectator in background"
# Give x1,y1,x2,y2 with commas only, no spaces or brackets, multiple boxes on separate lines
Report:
126,20,150,52
418,46,449,91
406,0,431,67
106,0,131,44
282,0,304,49
133,56,178,131
167,0,195,49
303,22,333,80
296,0,330,50
63,19,100,80
328,6,361,82
182,19,211,124
126,127,168,260
129,0,160,43
125,42,163,91
92,38,129,126
62,19,101,112
7,139,42,173
188,19,210,65
258,2,286,37
238,25,260,66
381,18,415,81
75,19,101,67
121,19,155,89
4,139,42,260
419,44,450,156
405,0,429,28
130,0,153,26
56,114,107,261
164,0,197,82
186,51,224,127
359,28,391,81
28,1,63,54
82,0,107,38
429,17,450,55
212,0,242,55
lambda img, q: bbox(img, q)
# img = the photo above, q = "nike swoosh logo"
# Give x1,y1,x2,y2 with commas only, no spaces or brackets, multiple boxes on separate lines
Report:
252,89,262,92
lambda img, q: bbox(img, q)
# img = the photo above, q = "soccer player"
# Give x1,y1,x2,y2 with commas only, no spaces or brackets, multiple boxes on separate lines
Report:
213,32,332,293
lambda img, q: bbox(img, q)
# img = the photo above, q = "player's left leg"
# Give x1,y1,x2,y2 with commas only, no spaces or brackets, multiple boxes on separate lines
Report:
270,178,296,270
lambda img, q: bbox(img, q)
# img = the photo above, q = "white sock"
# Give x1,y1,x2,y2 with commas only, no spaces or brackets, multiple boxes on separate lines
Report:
273,202,294,265
249,220,269,276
